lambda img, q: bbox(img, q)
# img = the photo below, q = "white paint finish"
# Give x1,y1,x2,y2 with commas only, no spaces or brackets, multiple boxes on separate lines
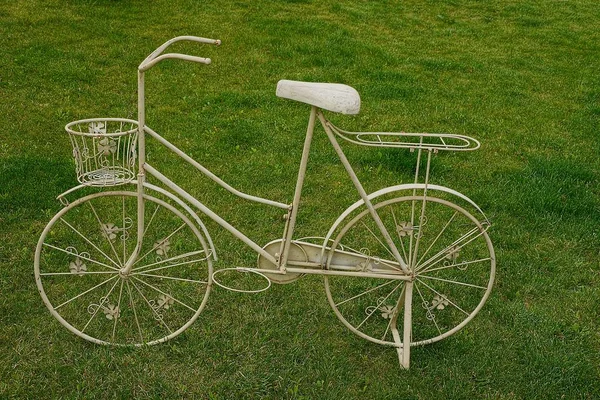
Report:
276,80,361,115
42,36,497,369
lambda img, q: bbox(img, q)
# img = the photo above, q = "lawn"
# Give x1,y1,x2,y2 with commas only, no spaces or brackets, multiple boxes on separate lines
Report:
1,0,599,398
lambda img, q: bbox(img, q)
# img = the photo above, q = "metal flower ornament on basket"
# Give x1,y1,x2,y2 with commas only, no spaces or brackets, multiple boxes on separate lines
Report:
66,118,139,186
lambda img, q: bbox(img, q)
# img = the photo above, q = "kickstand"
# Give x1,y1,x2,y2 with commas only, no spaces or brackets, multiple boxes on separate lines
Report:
390,281,413,369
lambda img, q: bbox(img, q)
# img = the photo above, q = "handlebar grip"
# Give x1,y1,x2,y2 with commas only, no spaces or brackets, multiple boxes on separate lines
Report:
171,53,212,64
139,36,221,71
182,36,221,46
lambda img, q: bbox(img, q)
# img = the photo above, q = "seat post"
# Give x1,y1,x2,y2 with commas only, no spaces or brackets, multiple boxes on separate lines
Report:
279,106,318,268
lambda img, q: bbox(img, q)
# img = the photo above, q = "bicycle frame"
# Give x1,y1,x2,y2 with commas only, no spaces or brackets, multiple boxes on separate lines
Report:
36,36,495,370
119,36,411,279
131,113,414,280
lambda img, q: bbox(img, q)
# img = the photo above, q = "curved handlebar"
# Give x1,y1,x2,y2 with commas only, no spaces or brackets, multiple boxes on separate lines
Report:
138,35,221,72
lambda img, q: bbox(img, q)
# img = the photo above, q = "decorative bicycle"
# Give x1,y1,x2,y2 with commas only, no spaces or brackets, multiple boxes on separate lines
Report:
35,36,495,369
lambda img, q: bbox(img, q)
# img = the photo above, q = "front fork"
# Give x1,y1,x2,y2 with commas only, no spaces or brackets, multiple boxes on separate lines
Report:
121,68,148,276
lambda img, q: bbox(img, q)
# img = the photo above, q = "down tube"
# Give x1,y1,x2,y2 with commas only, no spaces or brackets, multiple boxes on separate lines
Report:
143,163,278,266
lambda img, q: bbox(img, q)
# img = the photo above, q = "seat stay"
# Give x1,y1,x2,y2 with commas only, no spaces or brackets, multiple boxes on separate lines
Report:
317,111,411,274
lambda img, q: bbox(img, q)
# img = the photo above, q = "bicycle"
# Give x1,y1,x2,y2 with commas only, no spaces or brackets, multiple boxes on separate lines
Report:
34,36,495,369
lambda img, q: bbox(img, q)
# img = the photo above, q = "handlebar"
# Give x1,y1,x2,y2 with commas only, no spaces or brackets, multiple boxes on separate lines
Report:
138,35,221,72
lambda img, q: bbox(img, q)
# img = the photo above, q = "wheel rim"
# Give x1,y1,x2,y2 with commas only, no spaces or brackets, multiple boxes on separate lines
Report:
324,196,495,347
35,191,212,346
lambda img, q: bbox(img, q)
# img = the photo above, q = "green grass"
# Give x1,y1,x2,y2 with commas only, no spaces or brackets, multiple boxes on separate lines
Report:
1,0,600,398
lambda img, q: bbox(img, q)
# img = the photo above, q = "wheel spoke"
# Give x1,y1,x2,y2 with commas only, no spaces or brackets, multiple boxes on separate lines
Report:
420,257,491,275
132,277,197,313
112,280,125,342
131,223,187,268
416,211,458,268
133,257,209,276
389,206,409,263
359,221,402,271
88,200,123,266
356,282,402,330
381,284,406,342
43,243,119,271
416,278,470,317
142,203,162,238
418,274,487,290
381,312,394,341
417,226,485,273
54,275,118,310
40,271,119,276
129,279,173,334
132,250,209,272
415,226,483,273
59,217,121,269
81,277,121,333
135,273,208,284
361,221,395,258
126,280,144,343
335,279,396,307
414,281,442,336
370,258,403,272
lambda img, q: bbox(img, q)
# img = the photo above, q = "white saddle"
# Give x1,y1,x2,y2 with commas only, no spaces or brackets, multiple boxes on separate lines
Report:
276,80,361,115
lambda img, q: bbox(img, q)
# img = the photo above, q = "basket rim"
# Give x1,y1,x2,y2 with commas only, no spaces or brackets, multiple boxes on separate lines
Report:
66,117,139,137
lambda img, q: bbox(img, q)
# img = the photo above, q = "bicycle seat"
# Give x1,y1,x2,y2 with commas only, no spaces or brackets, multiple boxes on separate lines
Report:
276,80,361,115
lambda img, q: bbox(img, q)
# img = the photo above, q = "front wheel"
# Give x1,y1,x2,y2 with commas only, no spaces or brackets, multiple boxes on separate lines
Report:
34,191,212,346
324,196,495,347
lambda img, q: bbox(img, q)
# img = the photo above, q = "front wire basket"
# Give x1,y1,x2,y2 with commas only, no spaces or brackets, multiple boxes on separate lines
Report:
65,118,138,186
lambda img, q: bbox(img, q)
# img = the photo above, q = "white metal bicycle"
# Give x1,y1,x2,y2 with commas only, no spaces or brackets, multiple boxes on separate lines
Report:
35,36,495,369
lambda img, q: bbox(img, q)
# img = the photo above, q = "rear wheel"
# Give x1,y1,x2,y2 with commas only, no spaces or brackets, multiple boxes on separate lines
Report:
324,196,495,346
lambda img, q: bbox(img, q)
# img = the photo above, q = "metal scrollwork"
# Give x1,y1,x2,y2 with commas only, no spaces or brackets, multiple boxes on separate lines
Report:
431,294,449,310
148,294,174,321
396,221,413,237
153,238,172,264
65,246,91,276
129,143,137,166
79,146,91,163
97,137,117,156
421,294,449,321
101,223,119,241
365,297,397,320
120,217,133,241
356,248,373,272
88,296,120,320
444,245,461,267
59,195,70,207
88,121,106,135
69,257,87,276
101,221,132,242
421,299,436,321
